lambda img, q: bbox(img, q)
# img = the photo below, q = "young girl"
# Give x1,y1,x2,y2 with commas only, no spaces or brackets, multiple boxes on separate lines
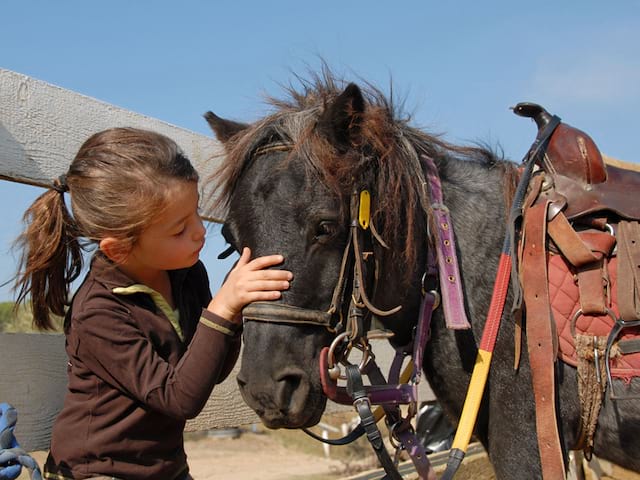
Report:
13,127,291,480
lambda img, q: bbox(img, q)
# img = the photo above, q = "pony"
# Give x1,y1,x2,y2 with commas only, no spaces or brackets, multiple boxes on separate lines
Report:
204,72,640,479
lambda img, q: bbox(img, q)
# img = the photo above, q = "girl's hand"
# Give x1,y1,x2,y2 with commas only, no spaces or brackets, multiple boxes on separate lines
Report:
207,247,292,322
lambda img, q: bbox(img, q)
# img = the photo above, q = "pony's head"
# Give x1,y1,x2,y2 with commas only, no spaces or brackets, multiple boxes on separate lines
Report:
205,74,462,428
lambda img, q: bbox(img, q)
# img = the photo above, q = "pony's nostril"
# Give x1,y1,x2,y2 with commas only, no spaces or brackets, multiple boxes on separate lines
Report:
279,373,301,390
274,369,309,412
274,368,304,383
275,373,300,401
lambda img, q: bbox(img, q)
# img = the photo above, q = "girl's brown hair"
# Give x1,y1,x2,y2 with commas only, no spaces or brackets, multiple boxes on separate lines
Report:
13,127,199,330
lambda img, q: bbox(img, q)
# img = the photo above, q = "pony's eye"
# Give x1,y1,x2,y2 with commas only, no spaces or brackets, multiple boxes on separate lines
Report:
314,221,339,242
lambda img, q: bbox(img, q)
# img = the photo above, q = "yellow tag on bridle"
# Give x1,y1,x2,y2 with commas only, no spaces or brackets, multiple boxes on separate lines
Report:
358,190,370,229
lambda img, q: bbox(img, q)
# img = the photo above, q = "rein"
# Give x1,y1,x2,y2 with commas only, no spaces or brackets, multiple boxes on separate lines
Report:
240,143,470,480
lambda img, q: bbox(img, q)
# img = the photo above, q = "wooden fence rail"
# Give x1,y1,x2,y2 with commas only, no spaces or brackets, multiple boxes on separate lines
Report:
0,68,220,195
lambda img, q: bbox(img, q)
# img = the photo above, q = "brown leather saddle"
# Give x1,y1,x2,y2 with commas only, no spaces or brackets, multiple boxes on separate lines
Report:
514,102,640,220
513,103,640,476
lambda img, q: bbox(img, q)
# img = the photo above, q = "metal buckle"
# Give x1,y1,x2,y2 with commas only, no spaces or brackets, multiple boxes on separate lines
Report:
326,332,371,381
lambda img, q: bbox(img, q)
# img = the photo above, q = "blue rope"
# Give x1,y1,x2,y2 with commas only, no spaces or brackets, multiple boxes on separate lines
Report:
0,403,42,480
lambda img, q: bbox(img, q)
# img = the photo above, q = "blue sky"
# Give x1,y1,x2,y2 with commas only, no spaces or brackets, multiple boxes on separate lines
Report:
1,1,639,301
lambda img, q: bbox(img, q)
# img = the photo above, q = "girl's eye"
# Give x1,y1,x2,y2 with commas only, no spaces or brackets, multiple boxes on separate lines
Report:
174,226,186,236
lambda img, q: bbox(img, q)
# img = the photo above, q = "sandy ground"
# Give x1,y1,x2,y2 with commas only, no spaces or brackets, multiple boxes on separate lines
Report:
19,431,640,480
185,430,346,480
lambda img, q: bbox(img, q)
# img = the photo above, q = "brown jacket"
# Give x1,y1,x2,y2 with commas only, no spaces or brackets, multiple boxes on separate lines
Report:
44,254,241,480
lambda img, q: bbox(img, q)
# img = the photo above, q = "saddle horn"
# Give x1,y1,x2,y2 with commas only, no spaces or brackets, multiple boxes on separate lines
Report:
512,102,554,131
513,102,607,184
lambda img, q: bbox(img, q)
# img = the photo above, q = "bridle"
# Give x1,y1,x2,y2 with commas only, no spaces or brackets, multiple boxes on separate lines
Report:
243,175,398,330
242,143,469,373
239,143,470,480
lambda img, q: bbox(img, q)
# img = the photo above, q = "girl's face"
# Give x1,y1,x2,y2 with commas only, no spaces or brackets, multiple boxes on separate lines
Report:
128,180,206,273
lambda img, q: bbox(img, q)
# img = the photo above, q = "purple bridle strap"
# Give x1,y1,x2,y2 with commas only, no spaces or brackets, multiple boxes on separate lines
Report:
396,428,438,480
388,289,436,387
422,154,471,330
386,292,438,480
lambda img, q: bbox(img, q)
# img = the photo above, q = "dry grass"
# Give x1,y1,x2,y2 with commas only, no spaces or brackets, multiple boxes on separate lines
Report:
0,301,63,333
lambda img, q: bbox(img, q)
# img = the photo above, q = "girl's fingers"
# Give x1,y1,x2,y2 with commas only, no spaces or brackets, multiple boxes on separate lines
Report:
246,290,283,302
245,280,290,291
255,270,292,281
248,254,285,269
234,247,252,268
235,248,287,271
238,272,292,290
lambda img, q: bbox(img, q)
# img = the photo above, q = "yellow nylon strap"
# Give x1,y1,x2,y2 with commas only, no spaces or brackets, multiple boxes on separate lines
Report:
451,349,492,450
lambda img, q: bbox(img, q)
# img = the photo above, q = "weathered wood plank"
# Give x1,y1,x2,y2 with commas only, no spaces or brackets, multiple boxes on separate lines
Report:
0,333,67,452
0,68,223,219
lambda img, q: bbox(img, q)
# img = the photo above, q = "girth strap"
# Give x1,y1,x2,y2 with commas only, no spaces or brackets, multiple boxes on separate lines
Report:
521,201,567,479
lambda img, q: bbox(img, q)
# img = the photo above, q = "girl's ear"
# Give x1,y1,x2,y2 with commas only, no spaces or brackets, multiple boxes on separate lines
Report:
99,237,131,264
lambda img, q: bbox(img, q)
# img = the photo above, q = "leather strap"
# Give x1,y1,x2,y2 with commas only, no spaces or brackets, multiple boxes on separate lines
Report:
521,201,566,479
547,213,598,267
514,173,545,371
547,214,618,315
366,363,435,480
619,338,640,354
302,423,365,445
345,365,404,480
422,155,471,330
575,260,607,315
617,221,640,321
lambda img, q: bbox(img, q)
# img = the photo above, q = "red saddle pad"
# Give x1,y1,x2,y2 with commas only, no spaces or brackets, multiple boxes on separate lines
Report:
548,253,640,379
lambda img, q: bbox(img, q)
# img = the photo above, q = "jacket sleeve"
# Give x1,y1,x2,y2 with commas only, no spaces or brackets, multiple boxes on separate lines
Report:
215,328,241,384
185,261,241,384
71,305,241,420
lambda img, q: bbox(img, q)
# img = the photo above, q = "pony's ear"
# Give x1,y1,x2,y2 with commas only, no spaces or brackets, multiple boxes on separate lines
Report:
204,111,249,143
318,83,365,152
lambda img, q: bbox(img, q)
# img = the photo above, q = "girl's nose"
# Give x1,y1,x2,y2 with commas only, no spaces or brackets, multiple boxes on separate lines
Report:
193,217,206,241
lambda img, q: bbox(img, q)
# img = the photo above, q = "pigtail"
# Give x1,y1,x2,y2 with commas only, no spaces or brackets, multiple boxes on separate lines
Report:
13,181,83,330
